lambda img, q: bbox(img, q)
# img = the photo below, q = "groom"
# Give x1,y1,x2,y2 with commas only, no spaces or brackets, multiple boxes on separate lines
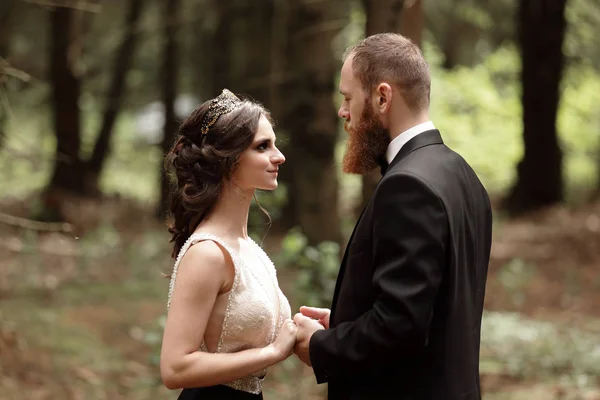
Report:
293,33,493,399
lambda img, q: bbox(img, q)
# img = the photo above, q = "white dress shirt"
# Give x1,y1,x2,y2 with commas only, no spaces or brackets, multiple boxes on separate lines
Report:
386,121,436,164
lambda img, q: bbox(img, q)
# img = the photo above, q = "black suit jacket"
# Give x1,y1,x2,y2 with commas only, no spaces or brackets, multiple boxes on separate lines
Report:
309,130,493,400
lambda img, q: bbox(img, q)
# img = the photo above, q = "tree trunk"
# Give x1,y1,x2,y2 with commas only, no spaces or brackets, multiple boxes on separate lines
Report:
363,0,404,35
505,0,567,213
267,0,289,119
359,0,404,214
189,0,212,100
210,0,233,95
279,0,347,244
400,0,423,48
86,0,143,194
441,20,481,70
48,6,85,194
158,0,180,218
236,1,275,105
441,21,461,70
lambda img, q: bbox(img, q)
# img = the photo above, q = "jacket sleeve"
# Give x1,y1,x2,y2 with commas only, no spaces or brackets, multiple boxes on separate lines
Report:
309,172,449,383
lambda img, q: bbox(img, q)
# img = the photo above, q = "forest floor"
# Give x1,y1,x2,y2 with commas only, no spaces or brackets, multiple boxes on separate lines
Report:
1,195,599,400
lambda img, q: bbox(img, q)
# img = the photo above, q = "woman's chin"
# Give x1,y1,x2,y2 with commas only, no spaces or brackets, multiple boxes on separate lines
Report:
257,181,278,191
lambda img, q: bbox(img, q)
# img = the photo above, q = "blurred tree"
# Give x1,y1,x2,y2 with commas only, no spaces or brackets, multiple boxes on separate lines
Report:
359,0,405,212
187,0,213,100
266,0,289,119
0,0,18,151
400,0,424,48
158,0,180,217
364,0,404,36
211,0,233,95
505,0,568,212
425,0,515,69
0,1,16,52
211,0,276,104
359,0,425,212
42,1,144,217
86,0,144,194
233,1,275,105
47,6,86,195
564,0,600,69
278,0,347,245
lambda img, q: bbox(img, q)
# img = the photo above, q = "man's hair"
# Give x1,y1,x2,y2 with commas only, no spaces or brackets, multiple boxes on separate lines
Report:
343,33,430,112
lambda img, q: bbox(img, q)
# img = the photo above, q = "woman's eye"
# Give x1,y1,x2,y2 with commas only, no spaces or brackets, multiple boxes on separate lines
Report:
257,142,268,150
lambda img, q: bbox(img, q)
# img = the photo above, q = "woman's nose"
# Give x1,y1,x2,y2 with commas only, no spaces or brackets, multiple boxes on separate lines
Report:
272,148,285,164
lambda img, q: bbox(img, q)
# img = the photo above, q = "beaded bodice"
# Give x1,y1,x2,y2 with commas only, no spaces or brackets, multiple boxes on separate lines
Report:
167,232,291,394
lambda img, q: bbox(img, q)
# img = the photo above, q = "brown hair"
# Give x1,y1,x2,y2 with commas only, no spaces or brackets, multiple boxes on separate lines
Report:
164,97,271,259
343,33,431,112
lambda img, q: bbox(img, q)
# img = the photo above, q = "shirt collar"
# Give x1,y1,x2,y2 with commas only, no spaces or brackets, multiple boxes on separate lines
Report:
386,121,436,164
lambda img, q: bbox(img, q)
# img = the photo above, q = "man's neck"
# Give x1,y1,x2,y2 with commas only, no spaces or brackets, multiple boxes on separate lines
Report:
388,112,430,141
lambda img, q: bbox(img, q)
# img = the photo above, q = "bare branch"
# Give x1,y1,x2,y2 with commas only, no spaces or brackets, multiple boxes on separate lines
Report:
0,58,36,83
0,240,80,257
0,211,74,233
22,0,102,13
1,66,32,82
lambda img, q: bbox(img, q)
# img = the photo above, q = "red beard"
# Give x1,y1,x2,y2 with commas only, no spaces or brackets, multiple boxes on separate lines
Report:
341,100,390,175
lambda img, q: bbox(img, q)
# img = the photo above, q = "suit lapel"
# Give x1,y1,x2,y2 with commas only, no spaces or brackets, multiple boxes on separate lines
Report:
330,206,367,321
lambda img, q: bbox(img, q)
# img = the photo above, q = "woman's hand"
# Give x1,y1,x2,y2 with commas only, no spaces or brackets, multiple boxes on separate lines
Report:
269,319,298,361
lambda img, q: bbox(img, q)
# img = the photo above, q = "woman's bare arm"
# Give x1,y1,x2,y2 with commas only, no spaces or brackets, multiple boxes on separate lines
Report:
160,240,296,390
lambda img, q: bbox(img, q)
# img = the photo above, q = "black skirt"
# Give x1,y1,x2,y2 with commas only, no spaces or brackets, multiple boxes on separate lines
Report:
177,385,263,400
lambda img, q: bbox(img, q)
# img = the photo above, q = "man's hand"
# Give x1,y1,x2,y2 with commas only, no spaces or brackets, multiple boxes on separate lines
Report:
293,313,325,366
299,306,331,329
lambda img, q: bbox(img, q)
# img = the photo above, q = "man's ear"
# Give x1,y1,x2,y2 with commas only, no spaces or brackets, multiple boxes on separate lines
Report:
375,83,393,114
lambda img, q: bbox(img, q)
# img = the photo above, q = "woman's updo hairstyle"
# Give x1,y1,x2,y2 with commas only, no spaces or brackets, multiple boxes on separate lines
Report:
165,89,270,258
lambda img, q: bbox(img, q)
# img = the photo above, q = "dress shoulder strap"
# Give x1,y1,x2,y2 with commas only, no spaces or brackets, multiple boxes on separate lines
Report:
167,232,241,311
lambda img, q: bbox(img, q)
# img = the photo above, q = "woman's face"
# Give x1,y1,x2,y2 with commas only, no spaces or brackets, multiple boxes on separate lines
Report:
230,115,285,191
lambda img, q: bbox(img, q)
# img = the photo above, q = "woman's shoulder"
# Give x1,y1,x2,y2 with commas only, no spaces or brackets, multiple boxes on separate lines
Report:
178,237,236,292
184,239,230,265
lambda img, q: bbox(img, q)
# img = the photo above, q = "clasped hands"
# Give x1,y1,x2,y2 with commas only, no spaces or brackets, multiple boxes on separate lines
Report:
291,306,330,366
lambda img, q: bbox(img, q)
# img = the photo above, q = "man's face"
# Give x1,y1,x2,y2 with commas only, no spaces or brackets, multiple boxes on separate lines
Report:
338,55,363,134
338,56,390,175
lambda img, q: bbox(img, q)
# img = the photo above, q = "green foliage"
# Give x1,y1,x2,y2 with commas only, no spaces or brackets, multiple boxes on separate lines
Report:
454,3,495,31
275,228,340,308
248,185,288,240
426,42,522,193
558,63,600,202
565,0,600,69
498,258,536,307
4,36,600,207
425,42,600,200
143,315,167,368
481,311,600,385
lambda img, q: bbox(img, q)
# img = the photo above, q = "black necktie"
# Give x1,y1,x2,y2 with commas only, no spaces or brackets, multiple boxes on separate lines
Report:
377,155,389,176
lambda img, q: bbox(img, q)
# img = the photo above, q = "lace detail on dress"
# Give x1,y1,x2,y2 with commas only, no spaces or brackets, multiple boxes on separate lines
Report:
249,238,292,328
166,233,291,395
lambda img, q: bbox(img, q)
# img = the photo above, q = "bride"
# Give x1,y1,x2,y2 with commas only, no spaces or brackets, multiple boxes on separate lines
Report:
160,89,297,400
